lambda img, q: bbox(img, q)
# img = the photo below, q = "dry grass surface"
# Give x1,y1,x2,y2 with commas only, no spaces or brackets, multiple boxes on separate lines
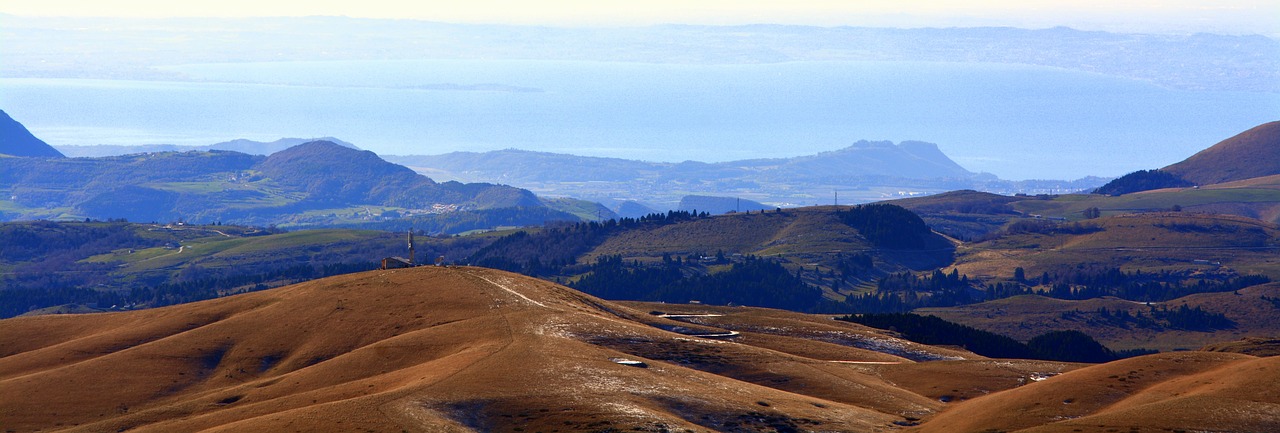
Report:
953,212,1280,280
2,267,1275,432
918,284,1280,352
1164,120,1280,186
1202,336,1280,357
913,352,1280,433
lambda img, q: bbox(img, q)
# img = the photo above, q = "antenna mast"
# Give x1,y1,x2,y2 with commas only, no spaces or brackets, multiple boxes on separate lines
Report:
407,229,416,265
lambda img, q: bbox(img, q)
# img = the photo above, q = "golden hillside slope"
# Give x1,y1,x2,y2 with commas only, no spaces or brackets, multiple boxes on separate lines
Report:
1,266,1274,432
0,266,949,432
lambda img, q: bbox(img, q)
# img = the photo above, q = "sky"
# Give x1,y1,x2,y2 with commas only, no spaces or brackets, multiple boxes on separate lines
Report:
1,0,1277,34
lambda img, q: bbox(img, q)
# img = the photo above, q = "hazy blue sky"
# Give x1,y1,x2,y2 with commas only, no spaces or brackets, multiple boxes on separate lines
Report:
2,0,1276,34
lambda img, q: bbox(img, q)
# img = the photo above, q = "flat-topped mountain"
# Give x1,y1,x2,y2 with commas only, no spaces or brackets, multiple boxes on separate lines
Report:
0,109,63,158
764,140,972,179
386,140,1034,211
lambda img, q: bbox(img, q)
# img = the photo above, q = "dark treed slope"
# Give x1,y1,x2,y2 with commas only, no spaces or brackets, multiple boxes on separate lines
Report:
838,313,1122,362
1092,169,1194,195
0,109,63,158
1163,120,1280,185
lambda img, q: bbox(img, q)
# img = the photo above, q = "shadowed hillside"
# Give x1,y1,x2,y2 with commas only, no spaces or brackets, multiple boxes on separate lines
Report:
0,109,63,158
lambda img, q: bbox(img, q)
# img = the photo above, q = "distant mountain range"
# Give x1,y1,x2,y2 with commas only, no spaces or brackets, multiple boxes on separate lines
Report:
47,132,1113,215
1,139,571,229
387,141,1108,211
54,137,360,157
0,109,63,158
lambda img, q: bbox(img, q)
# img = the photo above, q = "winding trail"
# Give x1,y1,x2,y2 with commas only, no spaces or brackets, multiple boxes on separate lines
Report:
466,270,549,308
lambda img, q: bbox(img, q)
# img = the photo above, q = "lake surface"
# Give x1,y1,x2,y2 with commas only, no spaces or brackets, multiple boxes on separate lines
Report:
1,59,1276,179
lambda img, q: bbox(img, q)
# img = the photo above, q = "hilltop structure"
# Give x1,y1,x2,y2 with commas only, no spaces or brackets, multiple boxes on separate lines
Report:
380,230,416,269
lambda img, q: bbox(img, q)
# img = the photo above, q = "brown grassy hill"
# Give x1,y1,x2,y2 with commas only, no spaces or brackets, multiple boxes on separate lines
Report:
913,351,1280,433
1202,337,1280,357
5,266,1276,432
885,190,1023,240
1164,120,1280,186
0,266,991,432
918,283,1280,352
952,212,1280,280
586,206,956,273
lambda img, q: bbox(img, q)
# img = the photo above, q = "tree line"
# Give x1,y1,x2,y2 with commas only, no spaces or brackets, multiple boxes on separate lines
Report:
838,313,1135,363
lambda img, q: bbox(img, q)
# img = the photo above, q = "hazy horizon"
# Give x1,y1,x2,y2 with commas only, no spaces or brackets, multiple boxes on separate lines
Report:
2,1,1277,36
1,8,1277,181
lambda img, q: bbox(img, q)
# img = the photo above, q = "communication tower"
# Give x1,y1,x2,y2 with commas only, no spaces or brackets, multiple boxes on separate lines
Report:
407,230,416,265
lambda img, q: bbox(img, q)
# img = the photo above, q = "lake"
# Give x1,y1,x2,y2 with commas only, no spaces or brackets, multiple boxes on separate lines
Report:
1,59,1276,179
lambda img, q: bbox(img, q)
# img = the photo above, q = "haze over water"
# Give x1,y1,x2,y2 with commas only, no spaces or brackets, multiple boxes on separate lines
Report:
3,59,1276,180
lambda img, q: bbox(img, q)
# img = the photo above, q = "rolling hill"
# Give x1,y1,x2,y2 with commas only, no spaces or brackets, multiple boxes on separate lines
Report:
0,109,63,158
2,266,1274,432
914,351,1280,433
1090,120,1280,196
0,220,498,318
1164,121,1280,186
467,205,958,312
884,208,1280,352
891,176,1280,241
917,283,1280,352
948,211,1280,280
